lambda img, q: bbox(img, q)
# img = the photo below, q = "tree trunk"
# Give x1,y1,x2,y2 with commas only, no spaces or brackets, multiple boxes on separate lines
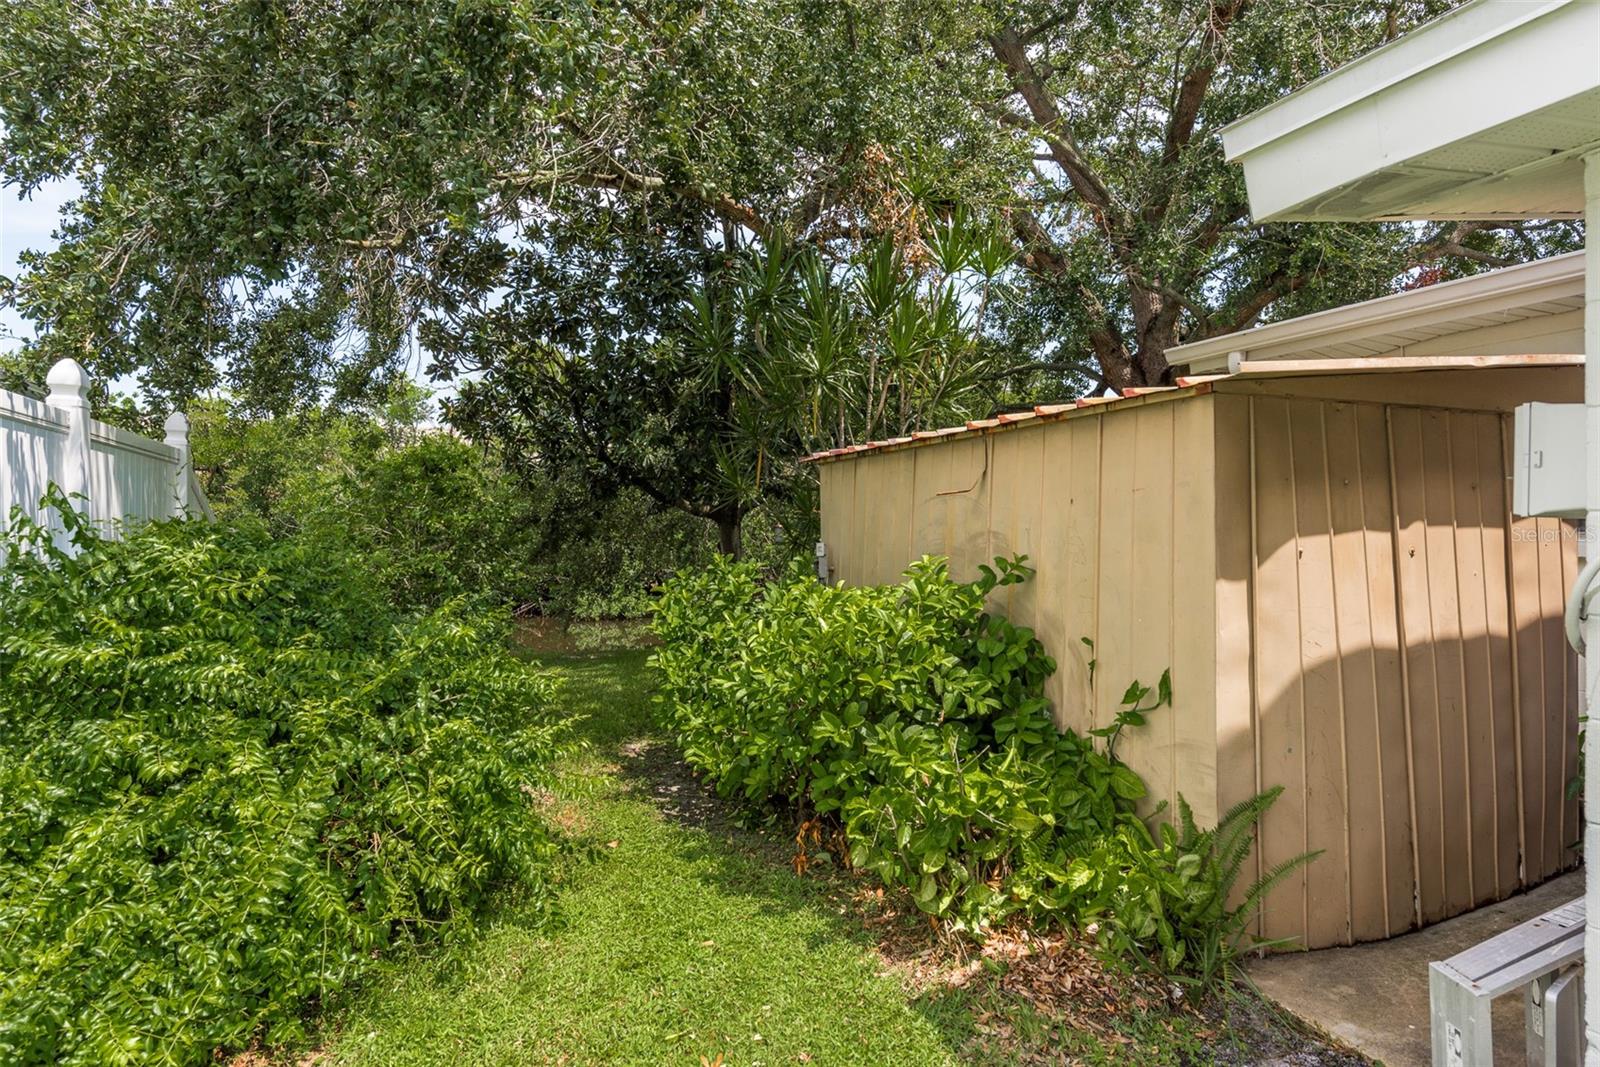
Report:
715,509,743,559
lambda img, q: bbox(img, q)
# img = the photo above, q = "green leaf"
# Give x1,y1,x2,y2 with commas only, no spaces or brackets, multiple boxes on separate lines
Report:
1110,766,1147,801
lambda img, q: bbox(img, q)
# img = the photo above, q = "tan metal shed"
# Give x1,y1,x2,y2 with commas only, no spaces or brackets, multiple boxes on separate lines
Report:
809,256,1586,951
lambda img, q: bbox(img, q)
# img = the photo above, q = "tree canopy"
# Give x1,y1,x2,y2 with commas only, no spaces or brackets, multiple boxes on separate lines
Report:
980,0,1580,389
0,0,1581,548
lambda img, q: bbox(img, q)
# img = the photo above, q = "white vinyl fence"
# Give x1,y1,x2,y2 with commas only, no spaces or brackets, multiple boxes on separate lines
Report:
2,358,212,547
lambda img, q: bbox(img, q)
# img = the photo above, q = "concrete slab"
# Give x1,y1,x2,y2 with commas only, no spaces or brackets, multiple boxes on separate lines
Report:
1247,870,1584,1067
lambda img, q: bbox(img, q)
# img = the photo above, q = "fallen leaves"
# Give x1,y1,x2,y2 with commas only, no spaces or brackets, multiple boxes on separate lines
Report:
791,818,832,876
947,928,1185,1063
1010,934,1155,1012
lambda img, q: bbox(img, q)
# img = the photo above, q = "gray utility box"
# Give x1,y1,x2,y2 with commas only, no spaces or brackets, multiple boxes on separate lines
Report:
1513,402,1585,520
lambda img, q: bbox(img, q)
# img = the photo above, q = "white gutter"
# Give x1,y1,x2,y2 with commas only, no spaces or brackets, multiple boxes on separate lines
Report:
1218,0,1570,160
1166,252,1584,373
1218,0,1600,221
1220,353,1581,378
1582,148,1600,1067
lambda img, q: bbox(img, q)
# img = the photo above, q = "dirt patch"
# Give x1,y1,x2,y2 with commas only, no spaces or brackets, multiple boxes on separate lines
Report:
615,737,731,832
933,931,1373,1065
528,784,598,839
1200,992,1372,1067
513,617,656,656
965,931,1176,1040
221,1048,325,1066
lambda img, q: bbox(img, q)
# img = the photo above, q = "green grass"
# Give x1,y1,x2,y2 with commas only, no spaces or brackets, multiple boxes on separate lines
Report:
318,650,972,1066
313,648,1353,1067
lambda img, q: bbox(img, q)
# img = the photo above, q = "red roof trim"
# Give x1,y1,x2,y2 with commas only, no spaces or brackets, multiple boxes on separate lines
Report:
800,381,1214,464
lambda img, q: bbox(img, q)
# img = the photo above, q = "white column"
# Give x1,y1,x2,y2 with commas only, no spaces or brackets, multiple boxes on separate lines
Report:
43,358,93,540
1582,148,1600,1067
163,411,191,519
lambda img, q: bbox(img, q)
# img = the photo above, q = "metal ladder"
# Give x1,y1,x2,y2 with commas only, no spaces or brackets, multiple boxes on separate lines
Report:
1430,897,1585,1066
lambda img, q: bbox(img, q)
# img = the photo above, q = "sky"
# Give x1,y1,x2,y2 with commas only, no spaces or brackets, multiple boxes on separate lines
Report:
0,175,80,354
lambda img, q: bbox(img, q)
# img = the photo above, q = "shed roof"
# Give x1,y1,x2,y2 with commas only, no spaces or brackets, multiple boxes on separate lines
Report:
801,381,1211,465
808,250,1586,465
800,351,1578,465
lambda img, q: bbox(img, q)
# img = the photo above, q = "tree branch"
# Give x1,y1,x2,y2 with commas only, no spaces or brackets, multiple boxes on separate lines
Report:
1020,4,1079,44
1005,205,1073,276
1162,1,1251,167
531,375,719,521
979,358,1098,384
1404,221,1518,269
497,135,772,240
1129,270,1212,324
987,27,1114,213
1211,264,1321,336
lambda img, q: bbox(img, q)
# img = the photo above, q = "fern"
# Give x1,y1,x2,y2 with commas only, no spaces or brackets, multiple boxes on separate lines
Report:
1066,784,1319,987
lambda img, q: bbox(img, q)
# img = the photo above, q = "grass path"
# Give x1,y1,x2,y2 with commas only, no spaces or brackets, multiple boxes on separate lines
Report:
320,650,971,1066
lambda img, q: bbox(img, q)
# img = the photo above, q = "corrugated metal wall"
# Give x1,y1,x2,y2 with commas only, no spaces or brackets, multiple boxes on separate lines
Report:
818,393,1220,827
1214,392,1579,948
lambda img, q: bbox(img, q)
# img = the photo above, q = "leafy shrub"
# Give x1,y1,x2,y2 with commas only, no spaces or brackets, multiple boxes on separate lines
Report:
190,397,754,619
653,555,1306,976
653,554,1152,931
529,479,726,621
191,399,552,613
0,500,568,1065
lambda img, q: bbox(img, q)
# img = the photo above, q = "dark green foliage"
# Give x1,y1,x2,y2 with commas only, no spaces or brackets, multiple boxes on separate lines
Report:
653,556,1308,977
189,394,537,613
448,218,1017,556
2,0,1577,417
532,486,730,621
0,499,568,1065
0,0,1009,554
190,398,735,619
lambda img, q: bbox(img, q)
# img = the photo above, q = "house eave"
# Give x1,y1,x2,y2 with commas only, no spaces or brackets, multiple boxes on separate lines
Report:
1167,253,1584,375
1221,0,1600,223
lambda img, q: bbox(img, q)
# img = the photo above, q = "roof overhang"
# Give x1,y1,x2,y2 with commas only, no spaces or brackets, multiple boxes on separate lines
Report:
1223,0,1600,222
1167,251,1584,373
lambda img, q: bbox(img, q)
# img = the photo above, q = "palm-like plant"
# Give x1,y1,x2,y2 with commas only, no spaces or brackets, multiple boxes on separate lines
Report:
679,215,1016,531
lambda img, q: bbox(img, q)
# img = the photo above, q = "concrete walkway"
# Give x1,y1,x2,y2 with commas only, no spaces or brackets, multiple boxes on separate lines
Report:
1248,870,1584,1067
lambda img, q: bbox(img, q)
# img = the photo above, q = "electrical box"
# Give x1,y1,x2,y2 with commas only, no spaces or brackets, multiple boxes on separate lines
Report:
1513,403,1585,520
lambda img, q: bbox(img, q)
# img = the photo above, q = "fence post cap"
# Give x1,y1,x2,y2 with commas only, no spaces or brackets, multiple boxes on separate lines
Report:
45,358,90,404
163,411,190,443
